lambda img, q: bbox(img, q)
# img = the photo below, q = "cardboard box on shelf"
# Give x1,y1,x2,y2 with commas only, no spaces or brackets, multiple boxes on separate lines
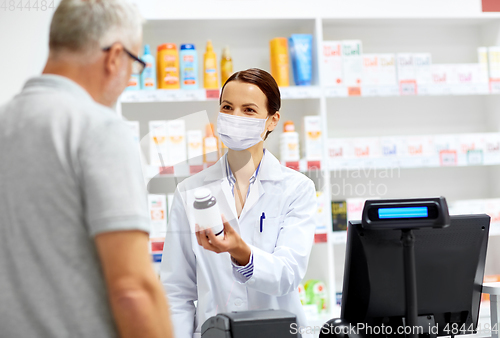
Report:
315,191,328,233
332,200,347,231
378,54,398,86
362,54,380,86
165,120,186,167
303,116,323,161
478,47,489,84
397,53,417,95
480,133,500,165
148,194,167,238
433,134,459,166
457,133,483,166
342,40,363,95
414,53,432,85
187,130,203,166
322,41,343,87
149,120,168,167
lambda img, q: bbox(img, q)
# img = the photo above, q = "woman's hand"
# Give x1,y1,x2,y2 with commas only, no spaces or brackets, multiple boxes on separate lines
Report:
195,215,251,266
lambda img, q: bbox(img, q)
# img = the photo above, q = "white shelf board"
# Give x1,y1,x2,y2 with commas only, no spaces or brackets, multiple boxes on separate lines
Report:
329,157,500,171
325,84,492,98
121,84,493,103
120,86,321,103
135,1,500,20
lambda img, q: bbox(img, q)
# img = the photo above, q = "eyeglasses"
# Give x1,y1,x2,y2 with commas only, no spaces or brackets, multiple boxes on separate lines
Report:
102,44,146,75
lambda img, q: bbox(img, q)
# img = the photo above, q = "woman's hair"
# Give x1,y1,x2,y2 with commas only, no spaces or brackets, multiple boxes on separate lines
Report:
220,68,281,139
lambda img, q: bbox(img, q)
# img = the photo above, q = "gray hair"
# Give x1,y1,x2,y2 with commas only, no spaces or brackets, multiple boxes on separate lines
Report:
49,0,143,57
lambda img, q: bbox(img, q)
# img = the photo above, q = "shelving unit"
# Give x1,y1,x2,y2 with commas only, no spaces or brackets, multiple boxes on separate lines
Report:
119,3,500,333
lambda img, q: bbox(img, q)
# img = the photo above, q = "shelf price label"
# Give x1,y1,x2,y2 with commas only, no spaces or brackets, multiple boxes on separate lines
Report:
285,161,300,171
400,80,417,96
159,166,174,175
348,86,361,96
439,150,457,166
307,160,321,171
467,149,484,165
205,89,220,100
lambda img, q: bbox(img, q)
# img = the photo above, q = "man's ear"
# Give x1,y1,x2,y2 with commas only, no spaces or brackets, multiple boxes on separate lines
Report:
103,44,124,76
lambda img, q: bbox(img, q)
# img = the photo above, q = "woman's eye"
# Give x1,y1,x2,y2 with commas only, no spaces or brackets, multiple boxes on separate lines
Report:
245,108,256,113
221,105,232,110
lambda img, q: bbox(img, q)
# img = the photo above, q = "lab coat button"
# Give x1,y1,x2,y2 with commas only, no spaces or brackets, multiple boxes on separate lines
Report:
234,298,243,306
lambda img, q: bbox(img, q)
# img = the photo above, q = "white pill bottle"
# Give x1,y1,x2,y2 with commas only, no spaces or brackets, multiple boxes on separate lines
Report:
193,188,224,236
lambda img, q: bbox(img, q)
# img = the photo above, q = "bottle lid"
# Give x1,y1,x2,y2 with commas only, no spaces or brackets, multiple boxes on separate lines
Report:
181,44,196,50
222,46,231,59
206,40,214,52
194,188,212,202
144,45,151,55
158,43,177,51
283,121,295,132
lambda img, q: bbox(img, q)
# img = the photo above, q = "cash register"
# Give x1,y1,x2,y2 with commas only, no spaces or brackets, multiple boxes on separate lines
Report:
320,197,490,338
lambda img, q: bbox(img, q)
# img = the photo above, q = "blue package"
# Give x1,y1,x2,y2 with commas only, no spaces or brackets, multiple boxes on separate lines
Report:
289,34,313,86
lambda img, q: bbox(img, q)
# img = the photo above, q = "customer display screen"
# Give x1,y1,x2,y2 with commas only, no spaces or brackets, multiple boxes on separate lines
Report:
378,207,428,219
367,204,439,222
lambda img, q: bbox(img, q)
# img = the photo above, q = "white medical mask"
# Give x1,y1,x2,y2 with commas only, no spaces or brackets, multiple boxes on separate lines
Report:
217,112,268,151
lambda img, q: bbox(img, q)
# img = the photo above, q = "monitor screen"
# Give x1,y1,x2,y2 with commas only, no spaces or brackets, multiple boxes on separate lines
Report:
341,214,490,337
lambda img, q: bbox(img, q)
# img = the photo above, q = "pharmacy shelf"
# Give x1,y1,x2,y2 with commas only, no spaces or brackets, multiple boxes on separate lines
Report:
120,86,322,103
328,158,500,171
145,159,324,179
121,10,500,318
121,84,493,103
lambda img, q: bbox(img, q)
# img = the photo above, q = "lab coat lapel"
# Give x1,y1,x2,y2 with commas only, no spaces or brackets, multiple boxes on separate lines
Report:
238,150,283,221
238,179,265,221
220,179,239,230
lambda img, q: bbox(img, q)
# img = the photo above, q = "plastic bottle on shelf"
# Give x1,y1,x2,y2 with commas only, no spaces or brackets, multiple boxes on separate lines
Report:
280,120,300,162
180,44,198,89
269,37,290,87
220,46,233,86
157,43,180,89
141,45,156,90
125,74,140,91
204,123,220,165
203,40,219,89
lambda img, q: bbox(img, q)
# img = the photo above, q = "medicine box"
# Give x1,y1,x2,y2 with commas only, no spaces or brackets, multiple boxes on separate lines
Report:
148,194,167,238
187,130,203,166
322,41,343,87
149,120,168,167
165,120,187,167
342,40,363,91
303,116,323,161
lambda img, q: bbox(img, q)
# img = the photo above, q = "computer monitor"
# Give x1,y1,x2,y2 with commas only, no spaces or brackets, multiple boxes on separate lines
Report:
341,214,490,337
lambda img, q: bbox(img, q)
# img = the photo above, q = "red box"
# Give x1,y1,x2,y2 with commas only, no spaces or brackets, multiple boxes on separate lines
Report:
483,0,500,12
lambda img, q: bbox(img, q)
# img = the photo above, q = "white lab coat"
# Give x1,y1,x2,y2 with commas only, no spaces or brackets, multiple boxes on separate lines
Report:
160,150,317,338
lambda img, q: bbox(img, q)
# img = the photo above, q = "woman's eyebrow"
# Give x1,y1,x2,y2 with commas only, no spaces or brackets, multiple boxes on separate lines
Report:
242,103,259,108
221,100,232,105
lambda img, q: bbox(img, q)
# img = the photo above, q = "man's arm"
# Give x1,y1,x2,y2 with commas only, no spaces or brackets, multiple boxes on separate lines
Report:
95,230,173,338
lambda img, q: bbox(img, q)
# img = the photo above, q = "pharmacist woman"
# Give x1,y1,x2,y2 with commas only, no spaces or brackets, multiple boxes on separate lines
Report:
160,68,317,338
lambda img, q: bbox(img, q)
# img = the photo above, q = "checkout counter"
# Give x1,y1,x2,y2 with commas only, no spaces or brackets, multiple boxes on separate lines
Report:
202,197,493,338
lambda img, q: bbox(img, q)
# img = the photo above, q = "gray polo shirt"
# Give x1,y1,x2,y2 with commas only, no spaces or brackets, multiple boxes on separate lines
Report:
0,75,150,337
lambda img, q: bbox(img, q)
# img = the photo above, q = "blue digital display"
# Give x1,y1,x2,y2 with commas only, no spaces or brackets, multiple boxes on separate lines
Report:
378,207,428,219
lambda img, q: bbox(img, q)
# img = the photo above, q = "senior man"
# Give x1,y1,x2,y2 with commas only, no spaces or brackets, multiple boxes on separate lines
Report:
0,1,173,337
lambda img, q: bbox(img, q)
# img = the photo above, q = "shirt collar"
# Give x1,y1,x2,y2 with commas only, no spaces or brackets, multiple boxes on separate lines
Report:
225,149,265,187
22,74,95,103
